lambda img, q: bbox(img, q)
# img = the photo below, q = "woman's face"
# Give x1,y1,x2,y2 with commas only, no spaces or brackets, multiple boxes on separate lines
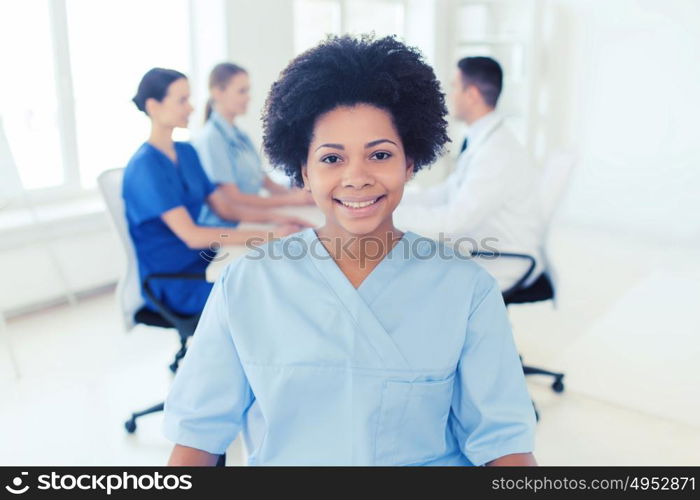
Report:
214,72,251,117
302,104,414,237
146,77,193,129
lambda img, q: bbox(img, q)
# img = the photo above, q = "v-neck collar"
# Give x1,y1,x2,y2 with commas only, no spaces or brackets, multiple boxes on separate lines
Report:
298,227,415,371
300,227,417,304
145,141,180,167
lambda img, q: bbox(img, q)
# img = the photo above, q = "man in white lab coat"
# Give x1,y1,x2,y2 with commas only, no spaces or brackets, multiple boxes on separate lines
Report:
394,57,545,292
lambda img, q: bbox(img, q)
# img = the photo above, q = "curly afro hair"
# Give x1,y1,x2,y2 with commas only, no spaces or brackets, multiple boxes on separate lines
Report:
262,34,450,187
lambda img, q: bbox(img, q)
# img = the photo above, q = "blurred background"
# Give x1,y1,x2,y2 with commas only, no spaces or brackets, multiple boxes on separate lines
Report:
1,0,699,465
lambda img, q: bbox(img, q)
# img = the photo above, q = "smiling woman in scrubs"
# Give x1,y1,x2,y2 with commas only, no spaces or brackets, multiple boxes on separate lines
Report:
164,36,537,466
194,63,314,228
123,68,307,316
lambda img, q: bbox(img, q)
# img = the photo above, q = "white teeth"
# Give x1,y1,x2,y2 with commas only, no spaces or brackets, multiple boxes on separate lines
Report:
340,197,379,208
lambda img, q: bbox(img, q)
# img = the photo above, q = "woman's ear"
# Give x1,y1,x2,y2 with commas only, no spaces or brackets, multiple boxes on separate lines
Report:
405,159,415,182
211,85,224,102
301,164,311,192
144,97,158,117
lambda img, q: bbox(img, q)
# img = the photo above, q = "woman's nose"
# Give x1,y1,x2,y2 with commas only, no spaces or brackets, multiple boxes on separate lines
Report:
341,158,374,188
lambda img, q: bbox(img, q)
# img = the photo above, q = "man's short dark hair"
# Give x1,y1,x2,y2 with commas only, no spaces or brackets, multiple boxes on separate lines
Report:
457,56,503,108
262,34,450,187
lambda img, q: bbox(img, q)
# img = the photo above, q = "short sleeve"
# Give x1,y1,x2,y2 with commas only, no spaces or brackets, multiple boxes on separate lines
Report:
123,155,183,224
163,266,253,455
451,271,537,466
192,127,238,185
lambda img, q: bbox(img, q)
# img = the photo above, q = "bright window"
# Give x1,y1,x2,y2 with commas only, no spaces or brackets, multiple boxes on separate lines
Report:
293,0,405,55
65,0,192,188
293,0,341,54
345,0,404,38
0,0,195,196
0,0,65,190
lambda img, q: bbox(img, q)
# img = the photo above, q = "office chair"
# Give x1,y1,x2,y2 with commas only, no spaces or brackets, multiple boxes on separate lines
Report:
472,151,576,421
98,168,226,466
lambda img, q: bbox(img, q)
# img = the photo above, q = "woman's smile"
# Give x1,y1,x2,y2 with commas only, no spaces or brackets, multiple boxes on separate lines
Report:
333,194,387,217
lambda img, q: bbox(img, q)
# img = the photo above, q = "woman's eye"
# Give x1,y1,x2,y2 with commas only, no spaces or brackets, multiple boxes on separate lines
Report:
372,151,392,160
321,155,341,164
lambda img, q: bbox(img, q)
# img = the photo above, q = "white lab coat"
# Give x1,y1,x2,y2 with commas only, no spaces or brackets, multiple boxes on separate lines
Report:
394,112,545,291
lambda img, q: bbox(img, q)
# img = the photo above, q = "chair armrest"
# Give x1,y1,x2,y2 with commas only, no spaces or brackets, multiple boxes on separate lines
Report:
141,273,207,328
469,251,536,301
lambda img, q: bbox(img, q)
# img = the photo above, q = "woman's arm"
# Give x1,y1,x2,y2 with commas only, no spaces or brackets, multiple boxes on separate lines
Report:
161,206,299,250
452,274,538,466
208,188,313,226
167,444,219,466
219,181,312,207
265,177,314,204
263,175,291,196
486,452,538,466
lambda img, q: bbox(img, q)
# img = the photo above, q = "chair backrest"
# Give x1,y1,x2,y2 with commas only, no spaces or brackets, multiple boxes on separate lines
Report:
97,168,143,330
537,150,577,301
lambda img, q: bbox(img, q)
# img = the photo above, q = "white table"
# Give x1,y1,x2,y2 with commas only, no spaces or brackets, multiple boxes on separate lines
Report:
206,206,325,281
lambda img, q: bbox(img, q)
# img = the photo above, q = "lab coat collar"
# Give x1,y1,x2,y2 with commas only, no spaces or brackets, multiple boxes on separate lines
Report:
465,111,503,149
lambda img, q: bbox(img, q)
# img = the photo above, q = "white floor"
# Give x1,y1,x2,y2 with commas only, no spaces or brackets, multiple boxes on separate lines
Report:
1,223,698,466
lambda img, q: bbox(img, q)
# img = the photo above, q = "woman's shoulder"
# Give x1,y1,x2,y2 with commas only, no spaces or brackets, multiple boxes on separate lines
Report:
125,142,153,164
192,121,228,153
124,143,160,178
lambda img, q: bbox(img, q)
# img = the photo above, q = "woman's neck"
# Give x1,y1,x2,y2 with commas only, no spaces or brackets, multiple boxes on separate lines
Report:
317,220,404,265
214,105,237,125
148,123,175,152
316,220,404,289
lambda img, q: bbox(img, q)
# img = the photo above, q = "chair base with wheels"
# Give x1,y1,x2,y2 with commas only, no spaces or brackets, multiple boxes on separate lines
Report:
506,272,565,390
122,274,205,434
123,290,228,466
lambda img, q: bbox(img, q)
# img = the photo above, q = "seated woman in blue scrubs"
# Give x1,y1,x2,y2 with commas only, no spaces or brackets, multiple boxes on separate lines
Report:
193,62,314,228
164,37,538,466
123,68,307,316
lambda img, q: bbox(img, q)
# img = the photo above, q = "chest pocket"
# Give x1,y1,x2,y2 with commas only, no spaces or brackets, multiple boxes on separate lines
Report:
375,374,455,465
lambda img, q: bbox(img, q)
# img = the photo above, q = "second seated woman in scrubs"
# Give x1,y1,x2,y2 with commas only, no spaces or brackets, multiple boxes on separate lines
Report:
123,68,308,317
194,62,314,228
164,36,538,466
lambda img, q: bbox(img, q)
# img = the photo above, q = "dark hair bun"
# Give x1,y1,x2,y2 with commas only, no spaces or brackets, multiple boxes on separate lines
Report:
132,67,187,115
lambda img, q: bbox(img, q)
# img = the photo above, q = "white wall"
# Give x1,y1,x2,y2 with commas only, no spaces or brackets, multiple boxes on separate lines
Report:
0,211,122,315
540,0,700,244
225,0,295,157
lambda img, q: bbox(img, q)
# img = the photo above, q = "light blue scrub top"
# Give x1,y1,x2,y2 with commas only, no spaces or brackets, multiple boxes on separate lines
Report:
193,109,265,228
163,228,536,465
